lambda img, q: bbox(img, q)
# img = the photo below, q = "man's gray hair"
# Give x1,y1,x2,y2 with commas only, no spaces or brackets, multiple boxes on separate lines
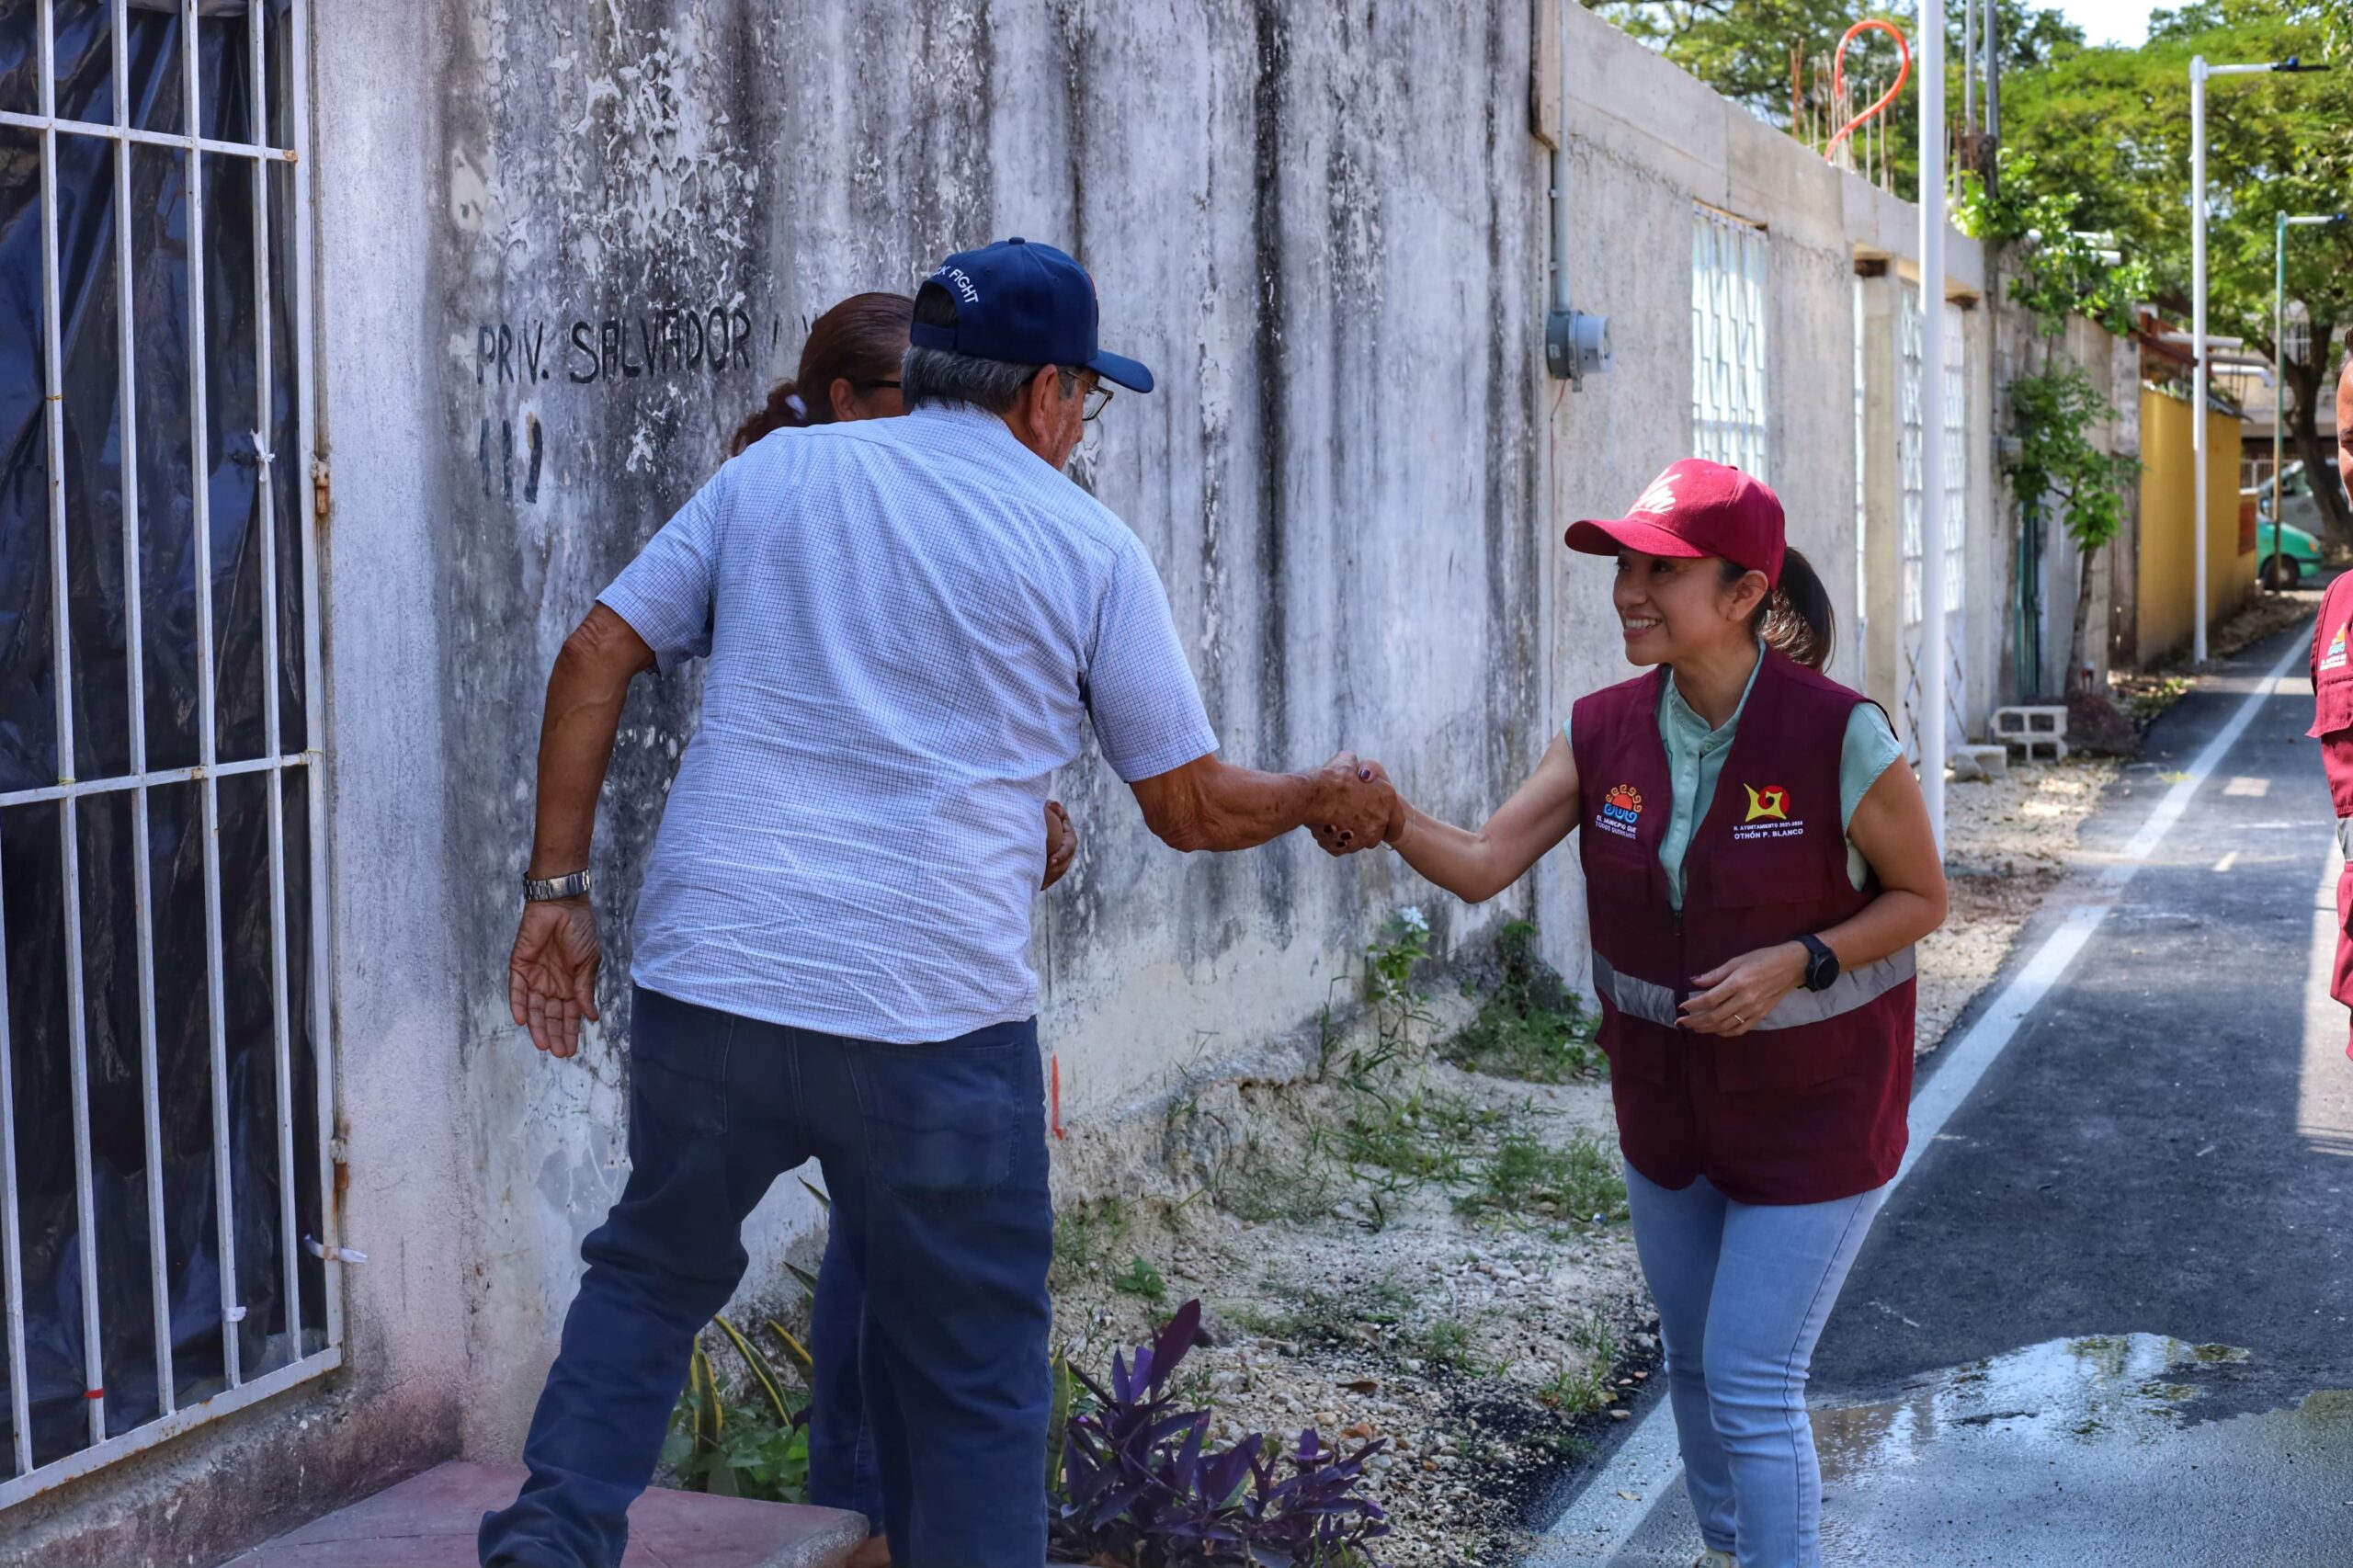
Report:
901,346,1074,415
900,278,1075,415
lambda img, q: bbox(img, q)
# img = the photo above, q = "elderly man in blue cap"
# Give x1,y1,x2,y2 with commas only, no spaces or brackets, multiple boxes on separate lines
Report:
482,239,1397,1568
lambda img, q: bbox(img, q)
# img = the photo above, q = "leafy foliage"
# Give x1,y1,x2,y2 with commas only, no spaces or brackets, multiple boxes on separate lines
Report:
1454,1130,1627,1226
1581,0,2086,190
664,1318,813,1503
2006,361,2141,554
1056,1301,1391,1568
1114,1256,1172,1303
1996,0,2353,531
1955,150,2154,338
1443,922,1606,1085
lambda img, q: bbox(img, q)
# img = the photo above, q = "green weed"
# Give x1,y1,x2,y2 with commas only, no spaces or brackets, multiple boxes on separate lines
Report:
1455,1127,1625,1224
1445,922,1607,1085
1051,1199,1131,1279
1111,1256,1167,1302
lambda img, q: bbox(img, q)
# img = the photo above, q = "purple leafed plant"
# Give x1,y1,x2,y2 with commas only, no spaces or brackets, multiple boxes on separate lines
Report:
1055,1299,1391,1568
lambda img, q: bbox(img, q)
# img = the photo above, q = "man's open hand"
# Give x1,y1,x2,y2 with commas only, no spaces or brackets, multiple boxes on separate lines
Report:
1310,751,1400,856
509,897,603,1059
1042,799,1078,889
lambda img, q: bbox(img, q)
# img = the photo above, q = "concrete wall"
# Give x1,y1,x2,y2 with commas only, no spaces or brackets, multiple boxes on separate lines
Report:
7,5,2068,1562
2136,389,2255,663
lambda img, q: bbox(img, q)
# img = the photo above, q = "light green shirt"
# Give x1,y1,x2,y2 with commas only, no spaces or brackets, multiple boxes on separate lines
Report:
1568,651,1905,910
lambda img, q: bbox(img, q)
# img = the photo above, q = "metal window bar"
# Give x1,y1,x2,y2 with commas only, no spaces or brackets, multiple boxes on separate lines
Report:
290,0,345,1358
1940,302,1966,623
37,0,112,1456
112,0,173,1429
181,0,246,1408
1692,207,1768,481
1899,286,1970,756
0,0,339,1509
248,0,304,1379
1900,288,1925,633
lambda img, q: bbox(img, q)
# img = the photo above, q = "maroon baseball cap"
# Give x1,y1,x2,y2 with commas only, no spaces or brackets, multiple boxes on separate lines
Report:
1564,459,1787,588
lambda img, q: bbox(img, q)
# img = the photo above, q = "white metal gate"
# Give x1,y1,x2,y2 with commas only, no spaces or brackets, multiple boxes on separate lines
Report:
0,0,337,1507
1692,205,1768,480
1899,286,1967,758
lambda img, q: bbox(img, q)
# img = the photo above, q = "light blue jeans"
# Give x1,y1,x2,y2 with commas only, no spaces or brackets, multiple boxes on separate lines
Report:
1623,1164,1888,1568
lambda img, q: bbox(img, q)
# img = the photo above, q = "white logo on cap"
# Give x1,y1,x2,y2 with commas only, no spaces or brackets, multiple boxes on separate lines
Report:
1630,471,1680,517
942,266,981,305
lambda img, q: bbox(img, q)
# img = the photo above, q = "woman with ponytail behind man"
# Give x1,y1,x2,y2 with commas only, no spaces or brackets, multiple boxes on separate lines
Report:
1361,460,1947,1568
724,290,1077,1568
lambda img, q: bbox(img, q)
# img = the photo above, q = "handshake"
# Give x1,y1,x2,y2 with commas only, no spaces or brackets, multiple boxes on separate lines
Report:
1309,751,1404,858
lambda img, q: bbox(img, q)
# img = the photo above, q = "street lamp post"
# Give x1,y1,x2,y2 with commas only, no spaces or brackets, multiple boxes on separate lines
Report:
2275,211,2346,571
2191,54,2329,661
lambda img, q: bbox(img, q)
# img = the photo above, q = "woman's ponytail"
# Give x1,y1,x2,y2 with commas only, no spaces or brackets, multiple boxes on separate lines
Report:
727,290,915,456
1750,547,1838,671
729,381,813,455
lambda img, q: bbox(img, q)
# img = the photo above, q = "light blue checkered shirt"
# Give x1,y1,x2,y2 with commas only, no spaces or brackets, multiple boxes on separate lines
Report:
599,403,1218,1044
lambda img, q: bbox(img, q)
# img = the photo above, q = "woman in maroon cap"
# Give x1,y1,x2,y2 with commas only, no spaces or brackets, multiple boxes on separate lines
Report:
1369,460,1947,1568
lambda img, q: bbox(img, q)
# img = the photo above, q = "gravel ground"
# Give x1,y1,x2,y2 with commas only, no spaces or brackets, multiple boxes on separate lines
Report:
1921,756,2118,1053
1042,756,2117,1565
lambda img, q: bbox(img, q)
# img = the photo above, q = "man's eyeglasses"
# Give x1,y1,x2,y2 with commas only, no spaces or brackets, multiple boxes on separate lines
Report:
1082,384,1113,422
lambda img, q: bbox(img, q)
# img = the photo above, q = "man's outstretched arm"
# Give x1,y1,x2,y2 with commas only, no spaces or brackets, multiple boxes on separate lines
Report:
511,604,657,1059
1129,751,1396,855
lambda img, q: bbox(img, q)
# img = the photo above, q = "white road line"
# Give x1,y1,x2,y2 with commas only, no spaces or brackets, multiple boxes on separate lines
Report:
2108,632,2309,879
1528,628,2312,1566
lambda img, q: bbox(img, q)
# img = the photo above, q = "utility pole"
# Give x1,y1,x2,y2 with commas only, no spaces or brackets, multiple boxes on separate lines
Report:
1983,0,1999,195
1921,0,1949,847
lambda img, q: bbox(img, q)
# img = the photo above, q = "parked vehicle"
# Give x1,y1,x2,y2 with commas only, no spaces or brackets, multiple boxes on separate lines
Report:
2257,517,2325,589
2245,461,2340,589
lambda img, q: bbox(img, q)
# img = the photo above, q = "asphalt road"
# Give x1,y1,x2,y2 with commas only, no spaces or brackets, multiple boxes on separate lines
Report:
1538,616,2353,1567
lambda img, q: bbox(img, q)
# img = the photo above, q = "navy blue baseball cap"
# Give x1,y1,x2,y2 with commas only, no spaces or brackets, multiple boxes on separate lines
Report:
909,237,1154,393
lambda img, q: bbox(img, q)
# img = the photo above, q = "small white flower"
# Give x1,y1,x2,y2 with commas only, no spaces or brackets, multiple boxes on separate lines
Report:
1398,906,1429,935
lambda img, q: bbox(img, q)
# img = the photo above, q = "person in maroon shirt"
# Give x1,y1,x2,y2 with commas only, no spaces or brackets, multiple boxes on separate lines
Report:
2309,354,2353,1053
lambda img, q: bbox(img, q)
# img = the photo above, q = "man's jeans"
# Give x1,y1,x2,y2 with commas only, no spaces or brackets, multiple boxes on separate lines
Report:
808,1218,885,1529
478,988,1053,1568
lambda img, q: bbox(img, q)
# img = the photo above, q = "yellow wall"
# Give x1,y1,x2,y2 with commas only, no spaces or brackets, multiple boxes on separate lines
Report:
2138,387,2253,662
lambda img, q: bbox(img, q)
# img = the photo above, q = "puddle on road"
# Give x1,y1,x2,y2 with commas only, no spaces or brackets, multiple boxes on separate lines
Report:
1811,1335,2353,1566
1815,1334,2254,1475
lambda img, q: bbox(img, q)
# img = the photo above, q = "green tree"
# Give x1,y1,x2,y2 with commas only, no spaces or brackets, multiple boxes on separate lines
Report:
1580,0,2086,191
1959,150,2150,692
1998,1,2353,536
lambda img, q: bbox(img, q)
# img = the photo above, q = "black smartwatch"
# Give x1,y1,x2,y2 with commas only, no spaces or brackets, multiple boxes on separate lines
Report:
1795,933,1841,993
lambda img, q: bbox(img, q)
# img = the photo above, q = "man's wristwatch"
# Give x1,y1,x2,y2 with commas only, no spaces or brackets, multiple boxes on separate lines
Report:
1795,933,1841,993
524,869,593,903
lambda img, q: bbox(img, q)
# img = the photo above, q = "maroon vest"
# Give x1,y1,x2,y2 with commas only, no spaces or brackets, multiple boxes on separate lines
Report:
1571,651,1914,1205
2309,571,2353,819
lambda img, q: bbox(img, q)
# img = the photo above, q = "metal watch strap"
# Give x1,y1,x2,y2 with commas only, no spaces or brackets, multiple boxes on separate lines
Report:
523,869,593,903
1796,932,1839,992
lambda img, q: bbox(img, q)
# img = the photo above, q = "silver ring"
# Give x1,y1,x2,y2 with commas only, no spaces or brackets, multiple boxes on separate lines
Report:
1733,1012,1746,1027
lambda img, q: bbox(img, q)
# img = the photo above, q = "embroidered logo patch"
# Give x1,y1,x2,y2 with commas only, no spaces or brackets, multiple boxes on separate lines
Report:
1743,784,1790,823
1597,783,1644,840
1733,781,1807,842
1630,473,1680,517
2325,623,2348,674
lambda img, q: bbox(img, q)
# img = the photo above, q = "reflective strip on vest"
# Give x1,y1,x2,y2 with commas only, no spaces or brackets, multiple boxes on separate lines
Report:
2338,815,2352,860
1590,946,1916,1031
1589,951,1683,1028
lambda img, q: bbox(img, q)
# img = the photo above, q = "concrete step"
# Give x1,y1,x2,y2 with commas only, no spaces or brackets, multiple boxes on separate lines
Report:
219,1460,869,1568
